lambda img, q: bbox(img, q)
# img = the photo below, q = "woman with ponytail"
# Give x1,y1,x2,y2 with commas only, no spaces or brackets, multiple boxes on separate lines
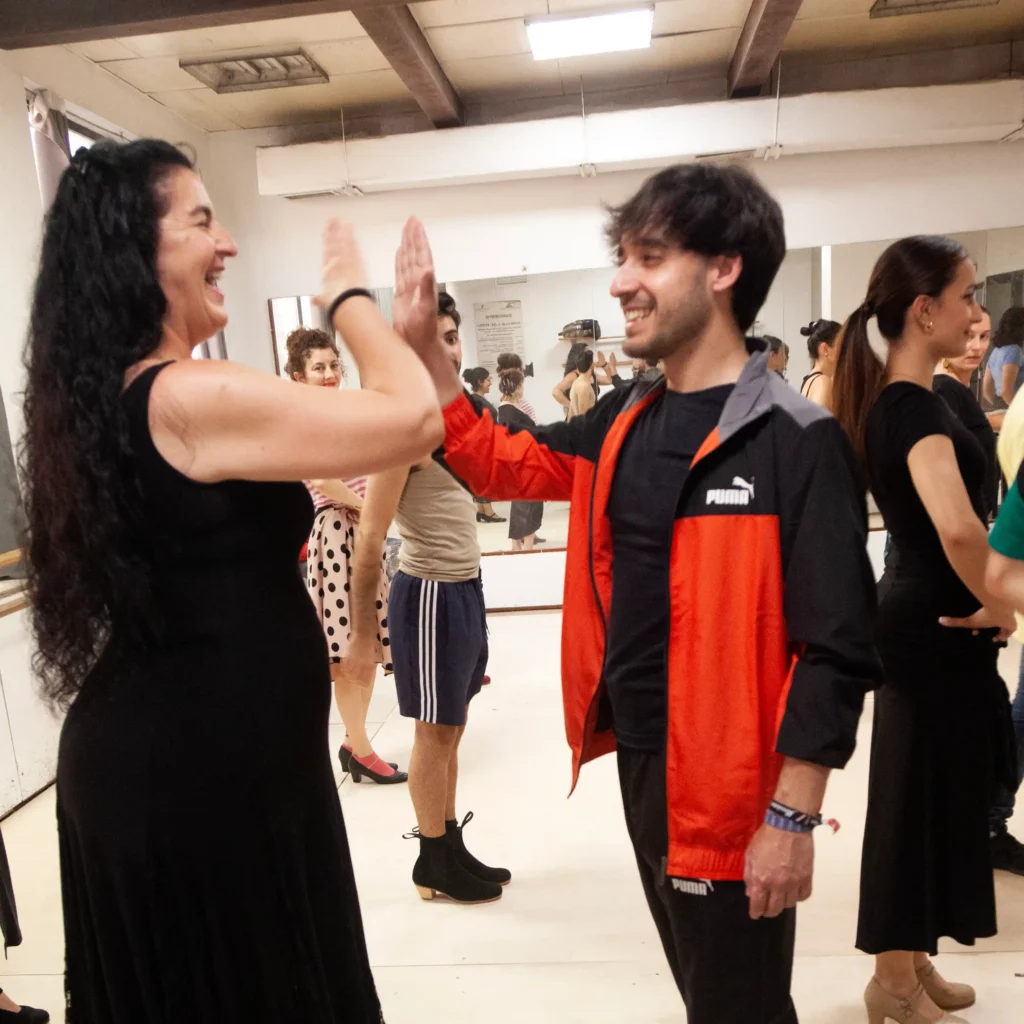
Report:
799,318,842,409
832,236,1015,1024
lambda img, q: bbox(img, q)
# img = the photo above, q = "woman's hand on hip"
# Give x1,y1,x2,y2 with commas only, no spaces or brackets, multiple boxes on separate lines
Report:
939,605,1016,640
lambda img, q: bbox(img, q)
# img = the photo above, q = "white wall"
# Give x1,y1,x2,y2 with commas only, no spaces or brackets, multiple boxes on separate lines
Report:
0,61,45,459
204,131,1024,376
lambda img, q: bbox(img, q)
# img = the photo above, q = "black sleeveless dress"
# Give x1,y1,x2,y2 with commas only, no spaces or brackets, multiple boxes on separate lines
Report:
57,365,383,1023
857,382,1003,955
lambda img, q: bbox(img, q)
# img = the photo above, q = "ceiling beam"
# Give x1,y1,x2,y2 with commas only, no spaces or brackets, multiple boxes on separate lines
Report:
727,0,805,98
354,5,463,128
0,0,395,50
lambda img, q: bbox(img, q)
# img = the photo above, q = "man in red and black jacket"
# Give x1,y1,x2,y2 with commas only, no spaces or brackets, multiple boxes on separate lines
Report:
409,164,881,1023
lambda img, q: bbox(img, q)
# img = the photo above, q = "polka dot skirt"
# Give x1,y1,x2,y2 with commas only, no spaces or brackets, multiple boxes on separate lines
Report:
305,507,392,671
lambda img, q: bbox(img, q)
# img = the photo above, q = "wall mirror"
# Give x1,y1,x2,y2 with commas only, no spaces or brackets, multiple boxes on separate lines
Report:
268,223,1024,603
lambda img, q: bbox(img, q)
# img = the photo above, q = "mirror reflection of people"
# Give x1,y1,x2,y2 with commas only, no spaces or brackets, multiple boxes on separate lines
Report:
568,350,597,420
22,140,444,1021
799,319,842,408
982,306,1024,408
933,306,999,519
765,335,789,379
495,352,537,421
832,235,1014,1024
552,342,620,415
461,367,507,525
498,369,544,550
287,327,407,786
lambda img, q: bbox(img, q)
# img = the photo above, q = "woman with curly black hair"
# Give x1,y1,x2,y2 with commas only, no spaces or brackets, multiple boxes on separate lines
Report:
21,139,444,1022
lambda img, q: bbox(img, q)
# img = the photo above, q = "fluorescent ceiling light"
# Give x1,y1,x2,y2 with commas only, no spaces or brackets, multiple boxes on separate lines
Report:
526,8,654,62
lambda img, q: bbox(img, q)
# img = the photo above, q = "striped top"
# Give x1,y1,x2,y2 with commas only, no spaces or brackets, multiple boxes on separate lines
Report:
306,477,367,513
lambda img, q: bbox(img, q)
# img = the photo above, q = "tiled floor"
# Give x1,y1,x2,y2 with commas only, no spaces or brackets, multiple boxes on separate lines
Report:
2,611,1022,1022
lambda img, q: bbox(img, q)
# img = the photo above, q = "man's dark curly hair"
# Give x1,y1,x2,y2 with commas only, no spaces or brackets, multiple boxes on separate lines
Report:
20,138,194,708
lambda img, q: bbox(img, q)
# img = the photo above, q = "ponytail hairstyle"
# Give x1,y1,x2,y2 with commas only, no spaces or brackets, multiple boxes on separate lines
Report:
21,138,195,709
832,235,968,470
284,326,339,380
800,319,842,362
496,352,523,373
462,366,489,392
498,368,525,398
563,342,588,375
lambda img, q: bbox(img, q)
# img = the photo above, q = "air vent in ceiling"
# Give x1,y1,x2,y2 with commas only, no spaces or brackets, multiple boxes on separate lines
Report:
870,0,999,18
180,49,329,93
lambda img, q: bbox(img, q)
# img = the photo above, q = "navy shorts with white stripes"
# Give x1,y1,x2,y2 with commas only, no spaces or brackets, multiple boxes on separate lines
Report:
389,571,488,727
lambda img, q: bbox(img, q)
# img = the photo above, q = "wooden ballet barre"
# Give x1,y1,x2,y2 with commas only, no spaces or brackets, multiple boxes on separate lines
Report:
0,595,28,621
0,549,21,570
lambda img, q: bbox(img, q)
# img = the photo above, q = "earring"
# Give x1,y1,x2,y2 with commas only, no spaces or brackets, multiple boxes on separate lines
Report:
943,359,951,369
926,321,934,332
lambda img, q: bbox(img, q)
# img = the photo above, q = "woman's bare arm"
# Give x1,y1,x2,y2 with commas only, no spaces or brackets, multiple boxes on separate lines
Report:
148,220,444,484
551,371,575,409
1002,363,1020,404
309,478,364,509
908,435,1013,619
983,367,996,405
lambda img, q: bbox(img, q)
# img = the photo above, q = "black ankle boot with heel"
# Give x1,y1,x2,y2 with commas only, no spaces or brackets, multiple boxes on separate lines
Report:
446,812,511,886
405,831,503,904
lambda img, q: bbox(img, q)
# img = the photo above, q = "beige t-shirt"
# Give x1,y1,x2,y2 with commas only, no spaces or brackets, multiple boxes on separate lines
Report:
568,374,596,421
396,460,481,583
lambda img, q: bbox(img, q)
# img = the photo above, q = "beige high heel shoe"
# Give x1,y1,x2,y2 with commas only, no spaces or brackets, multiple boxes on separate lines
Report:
864,979,947,1024
916,962,975,1011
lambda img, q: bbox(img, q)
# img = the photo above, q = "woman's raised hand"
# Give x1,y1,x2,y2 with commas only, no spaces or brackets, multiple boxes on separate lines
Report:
392,217,438,353
316,219,369,313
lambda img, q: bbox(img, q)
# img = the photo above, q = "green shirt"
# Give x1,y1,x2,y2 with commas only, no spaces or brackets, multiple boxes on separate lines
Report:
990,467,1024,561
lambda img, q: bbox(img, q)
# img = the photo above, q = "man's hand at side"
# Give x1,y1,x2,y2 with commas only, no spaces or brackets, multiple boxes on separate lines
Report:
744,825,814,920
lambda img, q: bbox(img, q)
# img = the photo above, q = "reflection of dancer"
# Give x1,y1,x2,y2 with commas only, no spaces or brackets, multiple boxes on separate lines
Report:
354,286,509,906
497,370,543,551
24,140,444,1022
287,327,406,785
832,235,1014,1024
567,351,597,420
461,367,506,525
799,319,842,409
552,343,620,413
409,164,879,1024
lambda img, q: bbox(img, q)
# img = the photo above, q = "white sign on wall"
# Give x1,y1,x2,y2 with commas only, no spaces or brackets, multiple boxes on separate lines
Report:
473,300,525,371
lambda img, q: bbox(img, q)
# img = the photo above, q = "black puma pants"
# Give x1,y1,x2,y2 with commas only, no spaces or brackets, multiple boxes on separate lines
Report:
617,745,799,1024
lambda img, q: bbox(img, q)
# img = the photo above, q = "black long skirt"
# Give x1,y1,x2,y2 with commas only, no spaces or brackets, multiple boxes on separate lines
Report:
856,581,1005,955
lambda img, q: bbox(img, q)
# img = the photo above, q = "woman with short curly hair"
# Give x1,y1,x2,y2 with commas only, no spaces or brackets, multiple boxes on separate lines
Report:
287,326,405,785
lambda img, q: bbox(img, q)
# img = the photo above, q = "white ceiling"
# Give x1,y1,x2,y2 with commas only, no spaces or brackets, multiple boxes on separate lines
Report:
57,0,1024,132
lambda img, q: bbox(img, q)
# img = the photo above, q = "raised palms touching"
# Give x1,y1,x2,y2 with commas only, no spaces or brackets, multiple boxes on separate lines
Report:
392,217,439,354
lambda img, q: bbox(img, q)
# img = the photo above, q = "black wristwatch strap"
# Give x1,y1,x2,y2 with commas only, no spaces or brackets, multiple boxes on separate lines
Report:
327,288,374,323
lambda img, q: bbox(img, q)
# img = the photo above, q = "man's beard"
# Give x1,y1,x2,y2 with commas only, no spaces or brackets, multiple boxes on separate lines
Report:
623,284,712,361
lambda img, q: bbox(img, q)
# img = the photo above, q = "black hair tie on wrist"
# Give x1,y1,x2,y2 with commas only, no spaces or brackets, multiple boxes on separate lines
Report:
327,288,375,323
